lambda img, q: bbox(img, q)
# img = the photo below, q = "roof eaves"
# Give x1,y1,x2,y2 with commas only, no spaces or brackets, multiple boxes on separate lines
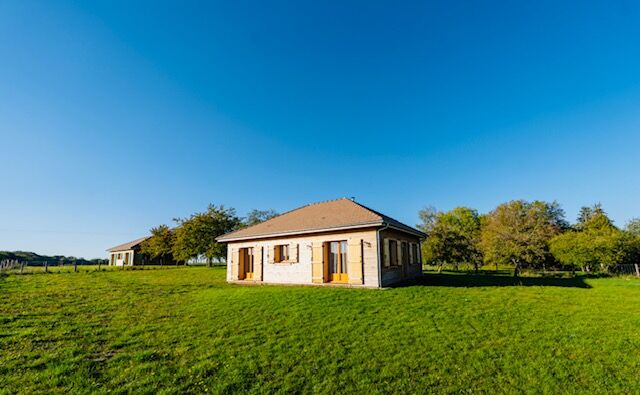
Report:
216,221,384,242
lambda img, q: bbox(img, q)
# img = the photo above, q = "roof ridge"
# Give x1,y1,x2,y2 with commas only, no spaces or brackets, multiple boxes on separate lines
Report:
348,200,386,221
307,197,351,206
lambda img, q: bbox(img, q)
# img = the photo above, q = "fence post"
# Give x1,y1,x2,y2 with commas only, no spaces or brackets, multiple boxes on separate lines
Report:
635,264,639,277
44,261,48,273
74,261,78,273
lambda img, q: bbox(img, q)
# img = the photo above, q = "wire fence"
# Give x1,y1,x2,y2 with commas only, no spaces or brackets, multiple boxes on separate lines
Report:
0,259,223,275
612,264,640,277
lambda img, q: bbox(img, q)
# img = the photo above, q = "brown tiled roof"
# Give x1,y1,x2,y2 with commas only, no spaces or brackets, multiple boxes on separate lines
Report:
217,198,425,242
107,236,149,252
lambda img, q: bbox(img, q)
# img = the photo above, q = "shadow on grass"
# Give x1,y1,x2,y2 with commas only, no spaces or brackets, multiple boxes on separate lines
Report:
393,272,593,289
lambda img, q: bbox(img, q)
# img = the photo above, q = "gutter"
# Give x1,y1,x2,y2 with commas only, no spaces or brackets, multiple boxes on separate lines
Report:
385,224,427,239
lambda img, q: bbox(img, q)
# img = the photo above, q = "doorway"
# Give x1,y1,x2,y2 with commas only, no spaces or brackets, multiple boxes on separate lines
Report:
328,241,348,283
240,247,254,280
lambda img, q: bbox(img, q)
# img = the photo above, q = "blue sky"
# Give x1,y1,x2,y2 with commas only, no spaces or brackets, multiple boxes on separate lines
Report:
1,1,640,258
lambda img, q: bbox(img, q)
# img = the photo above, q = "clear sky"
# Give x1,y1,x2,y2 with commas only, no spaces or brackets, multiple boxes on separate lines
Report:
1,1,640,259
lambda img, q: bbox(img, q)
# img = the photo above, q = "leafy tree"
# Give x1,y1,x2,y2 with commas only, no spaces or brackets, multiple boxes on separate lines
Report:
421,207,483,272
244,209,278,227
481,200,566,276
141,225,174,266
625,218,640,237
576,203,610,230
552,210,640,273
172,204,241,266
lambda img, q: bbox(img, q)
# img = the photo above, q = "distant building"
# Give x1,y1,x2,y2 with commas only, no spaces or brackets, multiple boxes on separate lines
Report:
216,198,425,288
106,236,149,266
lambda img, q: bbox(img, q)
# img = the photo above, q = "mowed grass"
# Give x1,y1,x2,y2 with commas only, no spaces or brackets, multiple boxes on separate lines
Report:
1,268,640,394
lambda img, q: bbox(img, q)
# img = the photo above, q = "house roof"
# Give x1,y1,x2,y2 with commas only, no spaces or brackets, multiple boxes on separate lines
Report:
216,198,426,242
107,236,149,252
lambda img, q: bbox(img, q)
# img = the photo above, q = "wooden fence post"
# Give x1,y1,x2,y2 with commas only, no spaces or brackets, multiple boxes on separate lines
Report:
74,261,78,273
44,261,48,273
634,264,639,277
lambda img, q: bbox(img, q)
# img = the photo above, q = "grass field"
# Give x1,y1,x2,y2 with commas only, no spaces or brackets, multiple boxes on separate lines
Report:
1,267,640,394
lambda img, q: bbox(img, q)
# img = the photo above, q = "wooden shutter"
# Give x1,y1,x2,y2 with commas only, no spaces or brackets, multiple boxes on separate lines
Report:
268,245,275,264
323,242,330,281
383,239,390,267
397,241,402,266
409,243,414,264
238,249,246,279
231,248,239,279
347,238,363,285
290,243,298,263
312,242,324,283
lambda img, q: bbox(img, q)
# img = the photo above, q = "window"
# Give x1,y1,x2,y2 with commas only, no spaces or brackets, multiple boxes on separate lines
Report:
389,240,398,266
411,243,419,264
274,244,289,263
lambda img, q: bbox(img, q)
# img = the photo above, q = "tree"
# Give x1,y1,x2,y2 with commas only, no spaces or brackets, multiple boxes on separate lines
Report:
421,207,483,272
172,204,242,266
244,209,278,227
417,206,438,233
576,203,610,230
141,225,174,266
625,218,640,237
481,200,566,276
552,209,639,273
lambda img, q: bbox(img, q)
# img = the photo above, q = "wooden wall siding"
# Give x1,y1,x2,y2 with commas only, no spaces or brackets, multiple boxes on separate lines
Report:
226,228,380,287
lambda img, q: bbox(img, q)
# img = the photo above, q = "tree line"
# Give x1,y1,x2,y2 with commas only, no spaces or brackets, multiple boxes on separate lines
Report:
418,201,640,276
140,206,278,266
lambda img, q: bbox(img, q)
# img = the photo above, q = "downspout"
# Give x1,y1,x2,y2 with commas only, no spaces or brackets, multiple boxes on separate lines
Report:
376,222,389,288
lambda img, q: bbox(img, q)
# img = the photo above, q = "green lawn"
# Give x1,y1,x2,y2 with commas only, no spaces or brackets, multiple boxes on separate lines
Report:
1,268,640,394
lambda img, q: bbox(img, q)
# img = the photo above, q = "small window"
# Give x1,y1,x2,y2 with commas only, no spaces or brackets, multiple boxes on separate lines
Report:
411,243,419,264
389,240,398,266
274,244,289,263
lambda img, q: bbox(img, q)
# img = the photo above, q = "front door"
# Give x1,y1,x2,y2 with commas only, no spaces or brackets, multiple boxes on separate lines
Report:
240,248,254,280
329,241,348,283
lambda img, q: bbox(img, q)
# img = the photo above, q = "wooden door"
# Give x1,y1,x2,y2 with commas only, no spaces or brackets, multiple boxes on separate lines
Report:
328,241,349,283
